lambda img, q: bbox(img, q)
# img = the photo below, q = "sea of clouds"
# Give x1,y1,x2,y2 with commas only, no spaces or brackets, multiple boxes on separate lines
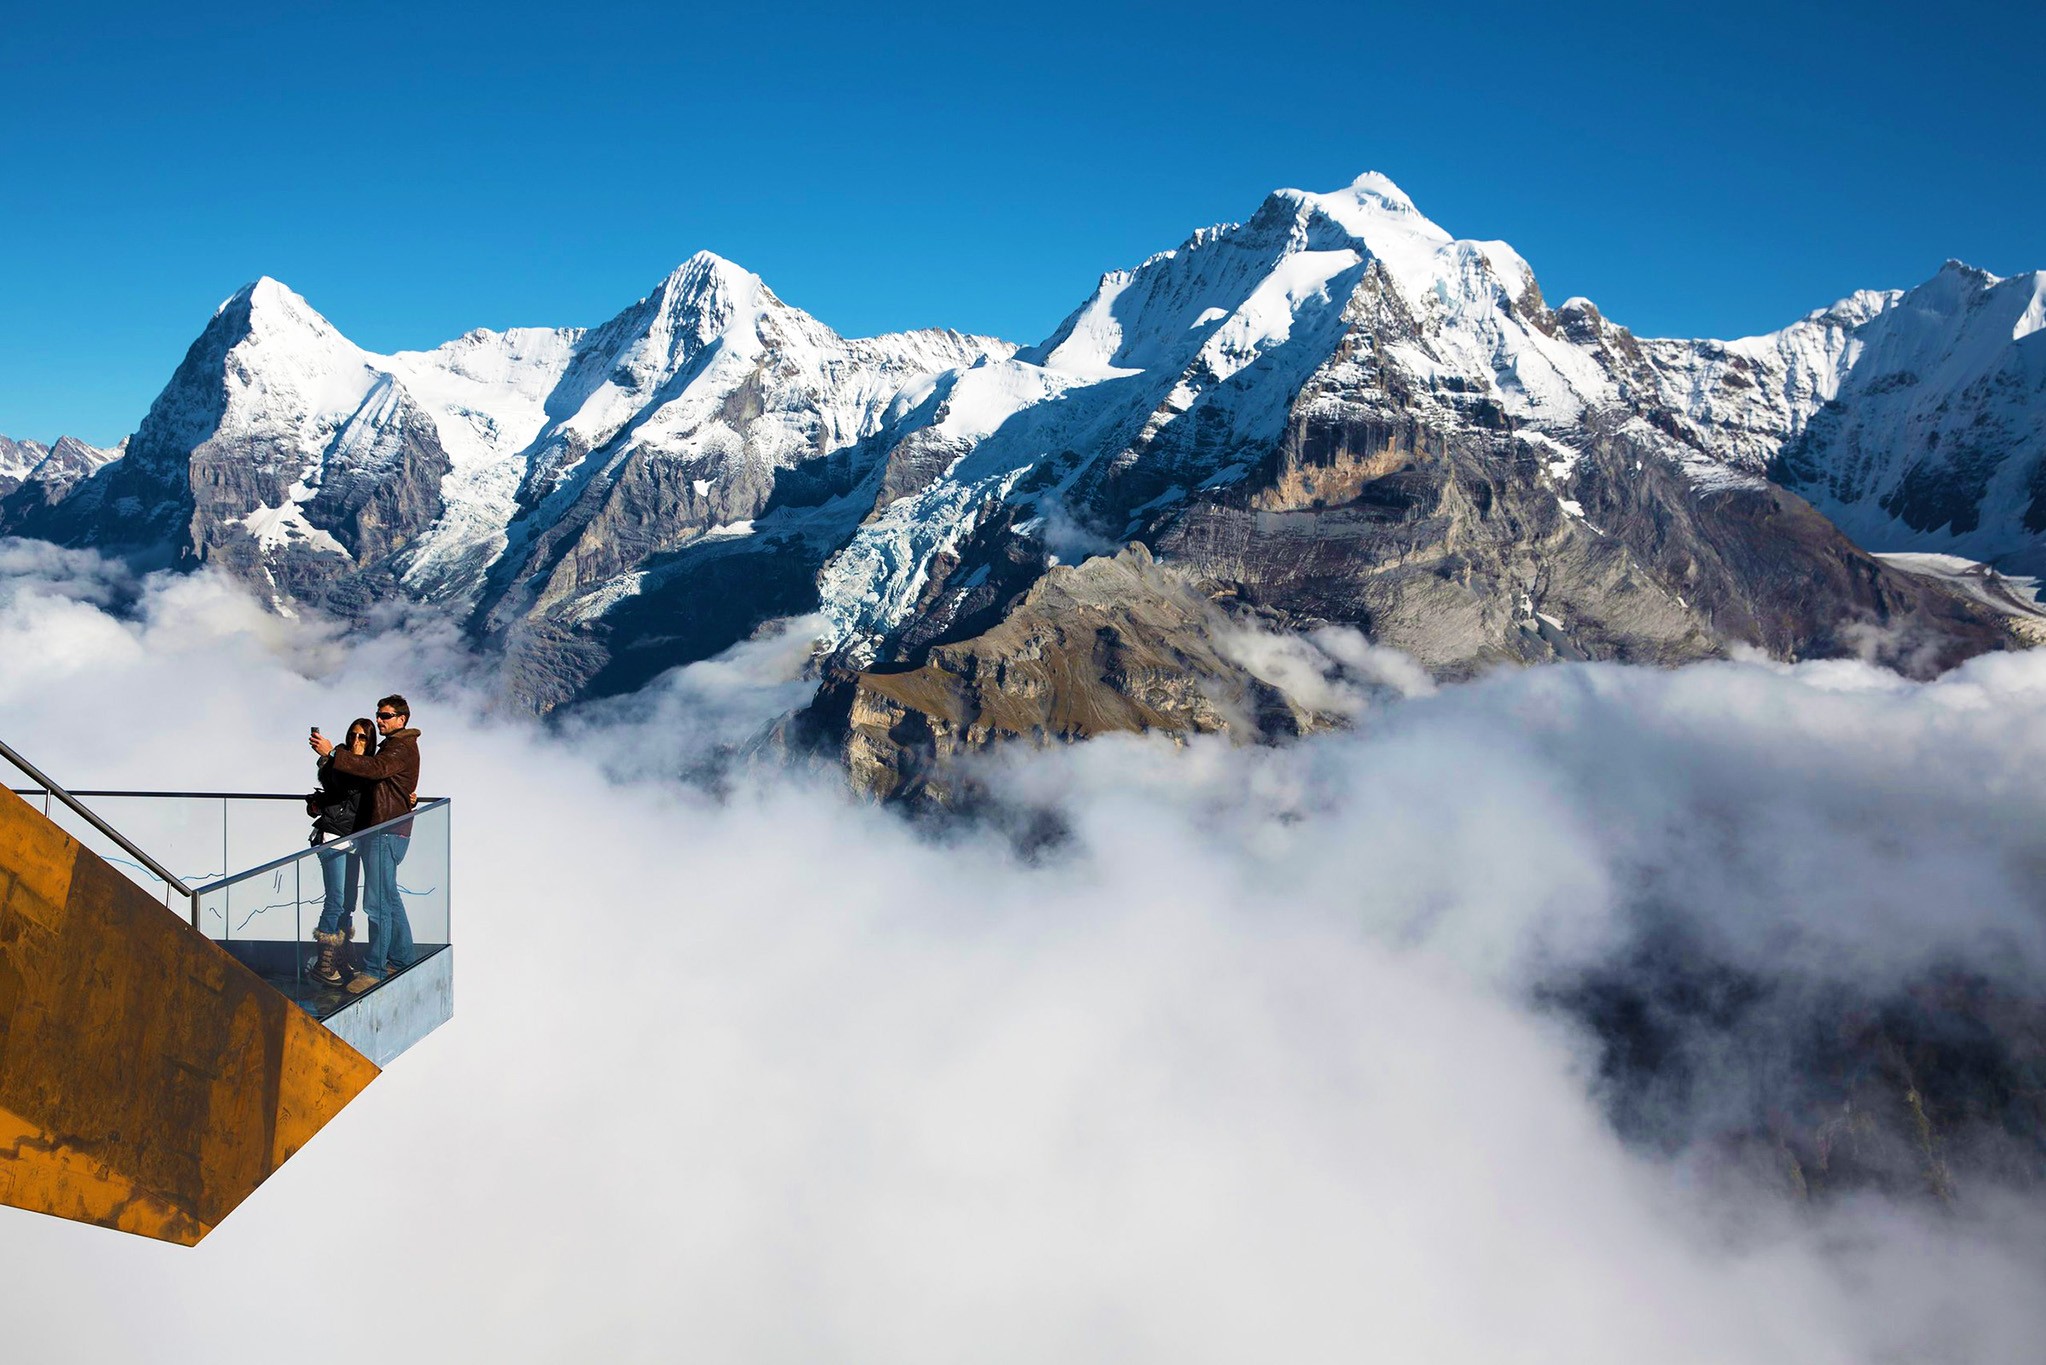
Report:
2,538,2043,1363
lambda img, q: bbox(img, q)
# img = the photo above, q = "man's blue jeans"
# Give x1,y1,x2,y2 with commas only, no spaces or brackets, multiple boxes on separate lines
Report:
361,832,414,979
314,841,361,938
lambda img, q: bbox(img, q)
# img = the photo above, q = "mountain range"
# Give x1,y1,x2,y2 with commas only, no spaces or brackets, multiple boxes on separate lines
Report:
6,174,2043,790
0,434,124,510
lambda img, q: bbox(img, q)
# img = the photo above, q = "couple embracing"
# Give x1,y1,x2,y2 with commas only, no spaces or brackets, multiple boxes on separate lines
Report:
307,695,423,994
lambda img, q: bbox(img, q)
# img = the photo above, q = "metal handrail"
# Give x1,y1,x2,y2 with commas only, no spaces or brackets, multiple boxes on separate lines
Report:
7,789,308,800
0,739,201,926
189,798,451,895
9,789,445,801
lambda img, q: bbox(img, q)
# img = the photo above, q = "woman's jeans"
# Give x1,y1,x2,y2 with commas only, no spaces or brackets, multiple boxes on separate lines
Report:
314,840,361,938
361,832,414,978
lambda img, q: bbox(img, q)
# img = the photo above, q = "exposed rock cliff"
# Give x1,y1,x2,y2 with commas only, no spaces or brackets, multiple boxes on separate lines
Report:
831,545,1326,802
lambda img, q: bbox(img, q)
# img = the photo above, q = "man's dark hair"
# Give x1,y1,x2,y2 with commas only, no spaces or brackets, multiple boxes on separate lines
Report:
378,694,410,720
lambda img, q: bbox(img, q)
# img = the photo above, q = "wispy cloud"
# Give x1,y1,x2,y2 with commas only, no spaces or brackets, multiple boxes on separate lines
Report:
2,539,2042,1363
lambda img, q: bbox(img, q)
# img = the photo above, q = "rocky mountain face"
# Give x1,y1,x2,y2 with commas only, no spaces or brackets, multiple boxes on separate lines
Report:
820,544,1332,803
5,175,2041,767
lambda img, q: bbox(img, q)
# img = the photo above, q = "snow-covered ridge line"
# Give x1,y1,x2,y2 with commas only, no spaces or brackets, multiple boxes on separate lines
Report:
0,434,124,498
5,256,1014,622
7,171,2041,711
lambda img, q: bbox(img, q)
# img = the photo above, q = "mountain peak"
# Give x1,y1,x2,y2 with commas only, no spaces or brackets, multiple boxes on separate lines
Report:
655,250,763,304
210,276,349,351
1213,173,1464,316
217,274,306,314
677,247,745,273
1246,174,1455,269
1897,259,2003,318
1308,173,1450,241
247,274,301,304
1936,258,1996,283
623,250,777,347
1345,170,1421,214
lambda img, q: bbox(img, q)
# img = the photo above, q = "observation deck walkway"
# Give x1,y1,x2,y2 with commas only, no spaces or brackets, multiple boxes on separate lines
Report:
0,739,453,1244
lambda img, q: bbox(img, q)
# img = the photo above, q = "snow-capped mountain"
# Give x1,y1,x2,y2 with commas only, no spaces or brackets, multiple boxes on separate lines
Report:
1764,265,2044,571
806,177,2025,697
1633,262,2046,574
5,174,2036,732
0,434,123,506
3,262,1005,637
817,175,1627,657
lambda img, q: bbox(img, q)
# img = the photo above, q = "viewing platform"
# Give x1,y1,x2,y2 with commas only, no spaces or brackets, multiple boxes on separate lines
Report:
0,739,453,1244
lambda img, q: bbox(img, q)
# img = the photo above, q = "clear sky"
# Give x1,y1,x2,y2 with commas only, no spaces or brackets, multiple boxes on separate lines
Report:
4,0,2041,445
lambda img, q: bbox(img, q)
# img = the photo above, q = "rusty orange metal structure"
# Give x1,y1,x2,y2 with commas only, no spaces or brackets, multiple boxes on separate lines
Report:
0,786,379,1245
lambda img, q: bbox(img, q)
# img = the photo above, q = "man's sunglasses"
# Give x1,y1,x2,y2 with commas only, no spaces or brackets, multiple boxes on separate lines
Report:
376,711,402,720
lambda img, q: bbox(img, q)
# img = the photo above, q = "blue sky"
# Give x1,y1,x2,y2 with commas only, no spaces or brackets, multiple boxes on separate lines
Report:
3,0,2040,445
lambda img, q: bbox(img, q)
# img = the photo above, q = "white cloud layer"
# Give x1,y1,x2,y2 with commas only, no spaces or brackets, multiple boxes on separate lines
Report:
1,541,2043,1363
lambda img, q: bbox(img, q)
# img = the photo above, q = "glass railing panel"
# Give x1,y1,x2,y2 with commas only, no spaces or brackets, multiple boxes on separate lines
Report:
8,791,319,912
24,793,189,910
393,798,451,955
191,800,451,1021
4,769,450,1024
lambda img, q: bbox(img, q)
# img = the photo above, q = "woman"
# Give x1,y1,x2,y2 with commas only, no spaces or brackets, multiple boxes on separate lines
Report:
307,718,376,988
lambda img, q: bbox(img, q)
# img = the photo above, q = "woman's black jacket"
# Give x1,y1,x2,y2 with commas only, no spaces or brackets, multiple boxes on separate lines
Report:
309,755,374,839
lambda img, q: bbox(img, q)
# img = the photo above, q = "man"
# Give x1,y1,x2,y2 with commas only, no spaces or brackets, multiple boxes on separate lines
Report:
311,694,420,993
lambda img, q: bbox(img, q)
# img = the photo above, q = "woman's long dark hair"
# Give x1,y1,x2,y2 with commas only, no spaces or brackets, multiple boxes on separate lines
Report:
343,717,377,755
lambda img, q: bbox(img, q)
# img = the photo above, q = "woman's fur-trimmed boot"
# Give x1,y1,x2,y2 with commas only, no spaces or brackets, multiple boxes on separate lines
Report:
311,930,347,987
